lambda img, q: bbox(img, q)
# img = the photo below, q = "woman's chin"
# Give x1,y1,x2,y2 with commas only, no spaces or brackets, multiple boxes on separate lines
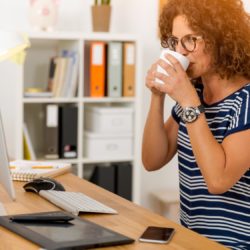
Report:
187,66,202,79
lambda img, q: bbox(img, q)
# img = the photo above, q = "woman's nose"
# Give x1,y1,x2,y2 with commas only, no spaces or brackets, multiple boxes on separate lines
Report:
175,42,188,56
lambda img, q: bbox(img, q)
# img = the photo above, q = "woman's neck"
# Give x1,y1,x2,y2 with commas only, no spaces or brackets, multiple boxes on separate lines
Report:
201,74,249,105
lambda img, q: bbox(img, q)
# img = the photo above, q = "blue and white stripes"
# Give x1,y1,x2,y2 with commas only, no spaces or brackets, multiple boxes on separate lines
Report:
172,84,250,250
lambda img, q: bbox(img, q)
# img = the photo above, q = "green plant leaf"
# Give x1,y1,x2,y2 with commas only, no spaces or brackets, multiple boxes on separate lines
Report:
94,0,111,5
101,0,110,5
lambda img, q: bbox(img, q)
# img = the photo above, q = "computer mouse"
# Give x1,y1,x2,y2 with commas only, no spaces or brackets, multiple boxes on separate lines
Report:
23,177,66,193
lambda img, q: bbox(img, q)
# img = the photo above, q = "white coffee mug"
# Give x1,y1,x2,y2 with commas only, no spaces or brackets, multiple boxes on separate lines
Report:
156,49,190,84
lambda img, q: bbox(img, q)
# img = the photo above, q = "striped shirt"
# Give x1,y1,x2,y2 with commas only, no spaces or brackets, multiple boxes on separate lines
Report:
172,83,250,250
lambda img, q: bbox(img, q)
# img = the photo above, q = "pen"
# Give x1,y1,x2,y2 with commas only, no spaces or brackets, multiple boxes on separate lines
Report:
9,165,56,169
10,214,74,223
31,166,55,169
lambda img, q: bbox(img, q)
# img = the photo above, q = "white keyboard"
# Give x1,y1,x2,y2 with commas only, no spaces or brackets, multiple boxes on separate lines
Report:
39,190,118,216
0,202,7,216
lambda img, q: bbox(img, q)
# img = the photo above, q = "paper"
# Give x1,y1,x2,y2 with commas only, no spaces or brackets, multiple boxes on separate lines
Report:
9,160,71,181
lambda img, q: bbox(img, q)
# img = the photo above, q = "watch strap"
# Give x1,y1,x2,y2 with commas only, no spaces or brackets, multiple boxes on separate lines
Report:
197,104,205,114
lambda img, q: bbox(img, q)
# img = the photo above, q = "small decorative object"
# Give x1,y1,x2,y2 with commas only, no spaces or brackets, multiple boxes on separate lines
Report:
92,0,112,32
29,0,59,32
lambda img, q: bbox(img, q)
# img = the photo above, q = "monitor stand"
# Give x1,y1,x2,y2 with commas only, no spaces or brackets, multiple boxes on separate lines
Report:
0,202,6,215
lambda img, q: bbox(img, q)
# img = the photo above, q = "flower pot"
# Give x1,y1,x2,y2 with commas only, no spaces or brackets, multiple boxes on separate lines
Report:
91,5,111,32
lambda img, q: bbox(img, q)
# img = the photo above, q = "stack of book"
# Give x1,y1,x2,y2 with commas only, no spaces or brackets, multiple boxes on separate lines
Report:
48,50,79,98
24,88,53,98
44,104,78,160
23,50,79,99
23,105,78,161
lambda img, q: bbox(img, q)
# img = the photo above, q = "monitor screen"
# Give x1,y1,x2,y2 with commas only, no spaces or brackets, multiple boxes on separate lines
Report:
0,111,15,200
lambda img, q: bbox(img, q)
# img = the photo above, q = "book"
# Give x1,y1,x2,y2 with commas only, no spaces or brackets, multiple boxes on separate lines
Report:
60,50,79,98
51,57,68,97
67,52,79,98
90,164,115,193
24,91,53,98
107,42,123,97
58,106,78,159
114,162,132,200
47,57,56,92
23,123,36,160
44,104,59,159
54,57,69,97
9,160,71,181
123,42,135,97
89,42,106,97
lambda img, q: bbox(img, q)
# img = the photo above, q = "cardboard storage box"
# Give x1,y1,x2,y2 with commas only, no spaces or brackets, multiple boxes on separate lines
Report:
84,131,133,159
85,106,134,133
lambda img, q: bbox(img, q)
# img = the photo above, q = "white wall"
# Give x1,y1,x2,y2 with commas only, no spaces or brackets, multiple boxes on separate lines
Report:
0,0,249,214
244,0,250,11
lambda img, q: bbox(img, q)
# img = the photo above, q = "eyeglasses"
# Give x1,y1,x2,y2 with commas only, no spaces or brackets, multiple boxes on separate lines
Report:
166,34,203,52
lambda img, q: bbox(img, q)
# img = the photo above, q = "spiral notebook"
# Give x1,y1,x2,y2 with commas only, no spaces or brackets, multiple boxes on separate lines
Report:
9,160,71,181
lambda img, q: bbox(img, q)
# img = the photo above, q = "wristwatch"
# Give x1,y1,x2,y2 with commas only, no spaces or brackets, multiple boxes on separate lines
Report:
181,104,205,123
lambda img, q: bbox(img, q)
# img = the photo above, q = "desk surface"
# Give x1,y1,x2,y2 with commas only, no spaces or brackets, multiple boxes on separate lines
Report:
0,173,228,250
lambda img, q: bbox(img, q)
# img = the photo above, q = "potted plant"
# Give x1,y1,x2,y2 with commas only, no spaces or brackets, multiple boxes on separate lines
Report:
91,0,112,32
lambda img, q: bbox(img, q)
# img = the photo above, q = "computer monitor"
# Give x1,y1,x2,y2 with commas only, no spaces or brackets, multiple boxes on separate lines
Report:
0,111,15,200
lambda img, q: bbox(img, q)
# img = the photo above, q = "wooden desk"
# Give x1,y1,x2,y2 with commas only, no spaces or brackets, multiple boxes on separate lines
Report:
0,173,228,250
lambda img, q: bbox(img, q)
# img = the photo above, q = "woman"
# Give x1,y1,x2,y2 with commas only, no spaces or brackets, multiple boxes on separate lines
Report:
142,0,250,249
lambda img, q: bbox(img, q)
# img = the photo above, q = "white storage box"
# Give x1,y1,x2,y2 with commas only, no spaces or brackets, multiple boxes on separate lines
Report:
85,106,134,133
84,131,133,159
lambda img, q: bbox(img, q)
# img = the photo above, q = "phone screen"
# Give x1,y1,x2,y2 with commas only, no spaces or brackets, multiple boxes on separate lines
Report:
139,226,175,244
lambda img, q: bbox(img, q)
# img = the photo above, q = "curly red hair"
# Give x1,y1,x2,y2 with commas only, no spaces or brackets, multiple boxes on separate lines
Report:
159,0,250,79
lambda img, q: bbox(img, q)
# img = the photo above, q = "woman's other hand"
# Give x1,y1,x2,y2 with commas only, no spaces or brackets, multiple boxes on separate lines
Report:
149,54,199,107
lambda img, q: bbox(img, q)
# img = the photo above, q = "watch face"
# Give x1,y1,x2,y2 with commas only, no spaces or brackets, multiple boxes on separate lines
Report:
182,107,197,123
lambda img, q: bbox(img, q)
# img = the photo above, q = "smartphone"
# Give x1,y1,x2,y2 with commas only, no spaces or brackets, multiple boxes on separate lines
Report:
139,226,175,244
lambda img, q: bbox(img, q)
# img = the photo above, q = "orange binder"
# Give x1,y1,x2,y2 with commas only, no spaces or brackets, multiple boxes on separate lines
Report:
90,42,106,97
123,42,135,97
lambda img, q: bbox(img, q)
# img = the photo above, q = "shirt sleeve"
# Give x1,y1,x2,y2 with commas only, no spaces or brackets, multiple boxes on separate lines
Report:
225,90,250,137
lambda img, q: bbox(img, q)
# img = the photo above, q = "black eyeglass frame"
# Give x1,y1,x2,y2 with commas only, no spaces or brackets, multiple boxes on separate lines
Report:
166,34,203,52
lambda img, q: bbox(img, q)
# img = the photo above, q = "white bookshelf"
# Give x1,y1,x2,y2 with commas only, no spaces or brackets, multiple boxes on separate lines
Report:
0,31,143,204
